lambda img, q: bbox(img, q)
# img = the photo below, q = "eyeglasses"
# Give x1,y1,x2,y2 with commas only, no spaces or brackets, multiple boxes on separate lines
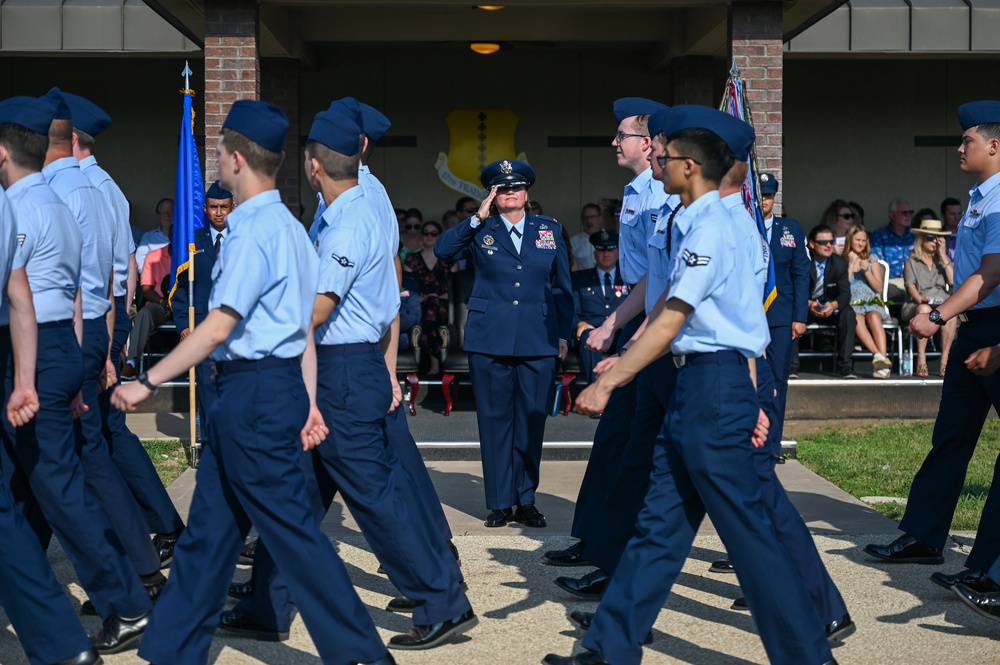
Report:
404,224,421,230
462,207,478,214
894,209,914,216
656,155,702,166
615,131,648,144
422,230,440,237
813,239,835,246
838,212,855,220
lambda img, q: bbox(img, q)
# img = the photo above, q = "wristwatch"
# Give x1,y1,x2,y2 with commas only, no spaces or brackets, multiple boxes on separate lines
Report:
928,308,946,326
138,371,159,395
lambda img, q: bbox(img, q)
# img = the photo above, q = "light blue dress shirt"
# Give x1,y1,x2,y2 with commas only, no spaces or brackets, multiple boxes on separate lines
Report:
721,192,767,297
955,169,1000,310
80,155,134,298
1,173,82,325
313,186,399,346
667,191,770,357
0,187,21,319
359,165,400,255
208,190,319,361
645,200,676,316
619,167,669,285
42,156,113,320
501,215,525,253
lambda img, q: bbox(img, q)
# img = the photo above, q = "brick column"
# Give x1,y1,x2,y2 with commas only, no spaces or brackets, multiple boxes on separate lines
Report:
729,1,783,207
262,59,301,216
204,0,260,185
669,56,716,106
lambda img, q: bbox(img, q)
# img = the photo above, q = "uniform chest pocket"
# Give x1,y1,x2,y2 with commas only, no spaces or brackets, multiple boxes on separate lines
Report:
467,296,488,313
647,231,671,280
964,215,982,229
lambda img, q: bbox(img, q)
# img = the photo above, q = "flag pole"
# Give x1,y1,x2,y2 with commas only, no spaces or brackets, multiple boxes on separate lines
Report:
187,240,196,461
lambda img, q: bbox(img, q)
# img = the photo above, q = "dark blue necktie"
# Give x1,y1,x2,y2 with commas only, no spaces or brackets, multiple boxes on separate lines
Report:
603,272,612,300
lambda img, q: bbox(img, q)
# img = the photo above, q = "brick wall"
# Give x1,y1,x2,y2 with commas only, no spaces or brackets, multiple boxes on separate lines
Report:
262,58,301,216
203,0,260,184
670,56,716,107
729,1,783,207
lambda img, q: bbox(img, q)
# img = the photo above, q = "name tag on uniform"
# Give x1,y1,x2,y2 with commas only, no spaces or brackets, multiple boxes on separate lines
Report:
536,229,556,250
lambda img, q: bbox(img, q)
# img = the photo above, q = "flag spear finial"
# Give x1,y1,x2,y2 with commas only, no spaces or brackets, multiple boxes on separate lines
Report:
181,61,193,92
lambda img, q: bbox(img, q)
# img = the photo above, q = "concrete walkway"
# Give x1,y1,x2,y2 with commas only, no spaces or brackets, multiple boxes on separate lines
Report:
0,415,995,664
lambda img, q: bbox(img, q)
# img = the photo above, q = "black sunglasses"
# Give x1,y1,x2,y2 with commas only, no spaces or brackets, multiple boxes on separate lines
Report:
404,223,421,230
813,239,835,246
838,212,855,220
656,154,702,166
462,207,478,214
422,230,440,237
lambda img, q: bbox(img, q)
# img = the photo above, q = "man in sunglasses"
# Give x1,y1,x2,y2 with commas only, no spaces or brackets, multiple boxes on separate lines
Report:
806,225,857,379
870,198,916,301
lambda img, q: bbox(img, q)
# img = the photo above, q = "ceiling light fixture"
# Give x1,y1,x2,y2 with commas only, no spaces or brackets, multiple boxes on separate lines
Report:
470,42,501,55
476,5,505,10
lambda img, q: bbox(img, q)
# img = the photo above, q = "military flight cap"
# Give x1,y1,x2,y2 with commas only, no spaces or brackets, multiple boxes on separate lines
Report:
958,100,1000,131
358,102,391,141
41,87,71,120
307,102,363,156
480,159,536,189
589,229,619,251
206,180,233,200
613,97,669,123
659,105,756,160
222,100,288,153
0,96,57,135
60,92,112,137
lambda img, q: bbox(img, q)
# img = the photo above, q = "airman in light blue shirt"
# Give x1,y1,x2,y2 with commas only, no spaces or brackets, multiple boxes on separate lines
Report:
42,156,113,321
3,173,81,324
667,190,770,357
0,187,19,304
80,155,133,298
722,191,768,297
954,169,1000,310
620,167,668,285
208,189,318,361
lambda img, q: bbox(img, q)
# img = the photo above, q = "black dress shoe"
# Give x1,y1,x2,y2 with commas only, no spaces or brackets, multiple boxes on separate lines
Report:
55,648,103,665
82,575,164,616
863,534,944,564
953,579,1000,624
709,558,735,574
485,508,513,527
386,596,416,613
568,610,653,644
90,612,150,654
731,596,749,611
351,654,396,665
239,536,258,565
387,609,477,650
542,650,610,665
228,580,255,599
218,609,289,642
513,503,547,527
152,528,182,569
930,568,989,591
825,612,856,647
554,569,608,599
543,540,590,567
448,539,461,564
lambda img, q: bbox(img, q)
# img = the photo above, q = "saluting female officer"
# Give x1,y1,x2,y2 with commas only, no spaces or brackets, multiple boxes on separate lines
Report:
436,159,572,528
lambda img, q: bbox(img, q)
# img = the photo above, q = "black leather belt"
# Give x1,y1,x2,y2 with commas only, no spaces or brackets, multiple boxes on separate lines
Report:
673,350,745,369
958,307,1000,324
316,342,381,356
215,355,301,375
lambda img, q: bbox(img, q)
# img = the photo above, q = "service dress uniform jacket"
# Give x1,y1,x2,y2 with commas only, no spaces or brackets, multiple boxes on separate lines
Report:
436,212,573,511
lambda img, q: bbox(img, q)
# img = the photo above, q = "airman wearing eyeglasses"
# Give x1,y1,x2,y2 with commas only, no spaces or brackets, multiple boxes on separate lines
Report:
870,197,916,301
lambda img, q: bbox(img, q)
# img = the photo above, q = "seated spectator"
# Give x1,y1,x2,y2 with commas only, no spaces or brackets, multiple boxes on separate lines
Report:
398,276,421,352
819,198,854,255
849,201,865,227
844,225,892,379
398,207,423,262
122,244,173,379
914,208,937,224
869,197,916,301
600,197,621,234
805,224,857,379
442,209,460,230
940,196,963,261
135,197,173,274
903,219,956,376
528,199,543,215
403,220,454,375
572,230,625,384
454,196,478,222
570,203,604,272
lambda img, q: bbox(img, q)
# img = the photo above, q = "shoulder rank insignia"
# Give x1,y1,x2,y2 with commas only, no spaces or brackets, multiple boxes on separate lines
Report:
16,233,25,246
651,213,658,223
331,252,355,268
484,235,495,246
682,249,711,267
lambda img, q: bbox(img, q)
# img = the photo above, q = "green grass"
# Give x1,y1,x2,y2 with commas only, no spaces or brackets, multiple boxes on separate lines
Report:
142,439,189,487
797,420,998,531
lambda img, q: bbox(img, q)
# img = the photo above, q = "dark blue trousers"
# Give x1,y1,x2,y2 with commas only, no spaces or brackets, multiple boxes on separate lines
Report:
100,297,183,536
195,359,218,444
138,361,385,665
766,325,794,450
78,318,160,577
571,313,642,542
0,325,96,665
578,328,619,385
582,355,676,575
239,345,467,629
899,318,1000,571
756,355,847,625
0,323,151,620
469,352,555,510
583,356,831,665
